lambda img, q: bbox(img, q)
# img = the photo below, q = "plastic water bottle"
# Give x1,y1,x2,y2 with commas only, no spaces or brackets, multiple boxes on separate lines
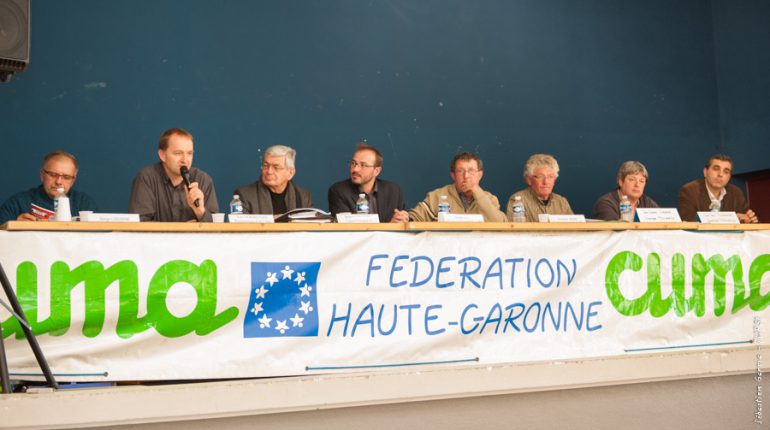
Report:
438,195,451,214
229,194,243,214
355,193,369,214
511,195,526,223
619,195,633,222
53,187,71,222
709,199,721,212
53,188,62,214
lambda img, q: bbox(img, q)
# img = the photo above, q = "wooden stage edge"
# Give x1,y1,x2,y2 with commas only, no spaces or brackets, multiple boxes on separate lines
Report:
1,220,769,232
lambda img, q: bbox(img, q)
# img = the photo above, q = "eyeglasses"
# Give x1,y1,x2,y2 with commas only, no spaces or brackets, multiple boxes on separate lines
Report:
453,168,480,176
42,169,76,181
261,163,287,172
350,160,376,169
531,174,556,181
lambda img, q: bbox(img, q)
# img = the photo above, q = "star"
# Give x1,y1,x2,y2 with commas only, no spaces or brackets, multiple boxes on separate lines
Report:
258,314,272,328
265,272,278,286
290,313,304,327
254,286,268,299
275,320,289,334
299,284,312,297
281,265,294,279
294,271,306,284
299,301,313,315
251,302,264,316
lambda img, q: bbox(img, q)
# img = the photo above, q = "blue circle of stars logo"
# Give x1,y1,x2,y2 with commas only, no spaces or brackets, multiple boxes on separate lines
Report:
244,262,320,338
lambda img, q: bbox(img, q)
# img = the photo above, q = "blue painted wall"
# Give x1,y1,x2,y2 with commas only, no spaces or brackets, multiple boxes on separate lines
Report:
1,1,766,215
712,0,770,175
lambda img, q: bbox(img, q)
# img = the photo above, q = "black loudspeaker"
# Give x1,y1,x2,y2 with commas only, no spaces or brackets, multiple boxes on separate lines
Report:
0,0,30,83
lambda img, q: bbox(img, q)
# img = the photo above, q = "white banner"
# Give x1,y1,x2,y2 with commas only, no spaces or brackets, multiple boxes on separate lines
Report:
1,230,769,380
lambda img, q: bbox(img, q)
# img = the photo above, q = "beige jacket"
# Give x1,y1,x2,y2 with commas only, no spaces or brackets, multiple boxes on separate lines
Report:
506,187,573,222
409,184,506,222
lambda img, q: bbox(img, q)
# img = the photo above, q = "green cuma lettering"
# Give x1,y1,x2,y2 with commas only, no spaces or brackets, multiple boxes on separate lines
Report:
1,260,239,339
605,251,770,317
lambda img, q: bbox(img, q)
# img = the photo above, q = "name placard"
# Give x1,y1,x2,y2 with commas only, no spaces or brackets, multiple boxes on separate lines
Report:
539,214,586,223
81,213,140,223
634,208,682,223
336,213,380,223
228,214,275,223
438,213,485,222
696,211,740,224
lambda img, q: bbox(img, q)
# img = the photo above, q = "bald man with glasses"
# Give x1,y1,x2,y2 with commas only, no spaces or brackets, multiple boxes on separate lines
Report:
328,142,406,222
0,150,97,224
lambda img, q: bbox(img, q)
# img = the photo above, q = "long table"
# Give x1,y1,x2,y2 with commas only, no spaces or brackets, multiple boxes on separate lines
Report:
4,220,770,232
1,221,769,382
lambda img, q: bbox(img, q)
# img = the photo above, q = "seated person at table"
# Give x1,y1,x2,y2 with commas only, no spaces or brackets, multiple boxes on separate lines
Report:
128,128,218,222
328,142,406,222
234,145,312,215
592,161,659,220
507,154,573,222
405,152,506,222
677,154,757,223
0,150,97,223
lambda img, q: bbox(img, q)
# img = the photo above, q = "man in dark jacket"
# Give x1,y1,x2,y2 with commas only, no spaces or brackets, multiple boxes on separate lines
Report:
234,145,313,216
328,143,406,223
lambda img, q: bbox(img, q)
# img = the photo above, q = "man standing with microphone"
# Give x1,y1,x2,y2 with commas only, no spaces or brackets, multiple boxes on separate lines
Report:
128,128,218,222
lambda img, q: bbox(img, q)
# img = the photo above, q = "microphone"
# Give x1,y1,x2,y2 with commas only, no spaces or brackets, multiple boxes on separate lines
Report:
180,166,200,207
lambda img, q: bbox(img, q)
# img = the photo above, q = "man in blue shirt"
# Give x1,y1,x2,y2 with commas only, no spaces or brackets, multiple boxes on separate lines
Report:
0,150,97,224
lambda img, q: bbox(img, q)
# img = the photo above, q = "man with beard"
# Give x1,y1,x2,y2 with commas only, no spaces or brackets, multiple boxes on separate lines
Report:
328,143,406,222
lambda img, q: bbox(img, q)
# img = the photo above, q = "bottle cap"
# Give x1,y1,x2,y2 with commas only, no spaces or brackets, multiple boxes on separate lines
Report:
232,194,239,199
359,193,365,198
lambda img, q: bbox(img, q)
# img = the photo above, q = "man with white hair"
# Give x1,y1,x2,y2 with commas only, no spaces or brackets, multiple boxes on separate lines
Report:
507,153,573,222
234,145,313,215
